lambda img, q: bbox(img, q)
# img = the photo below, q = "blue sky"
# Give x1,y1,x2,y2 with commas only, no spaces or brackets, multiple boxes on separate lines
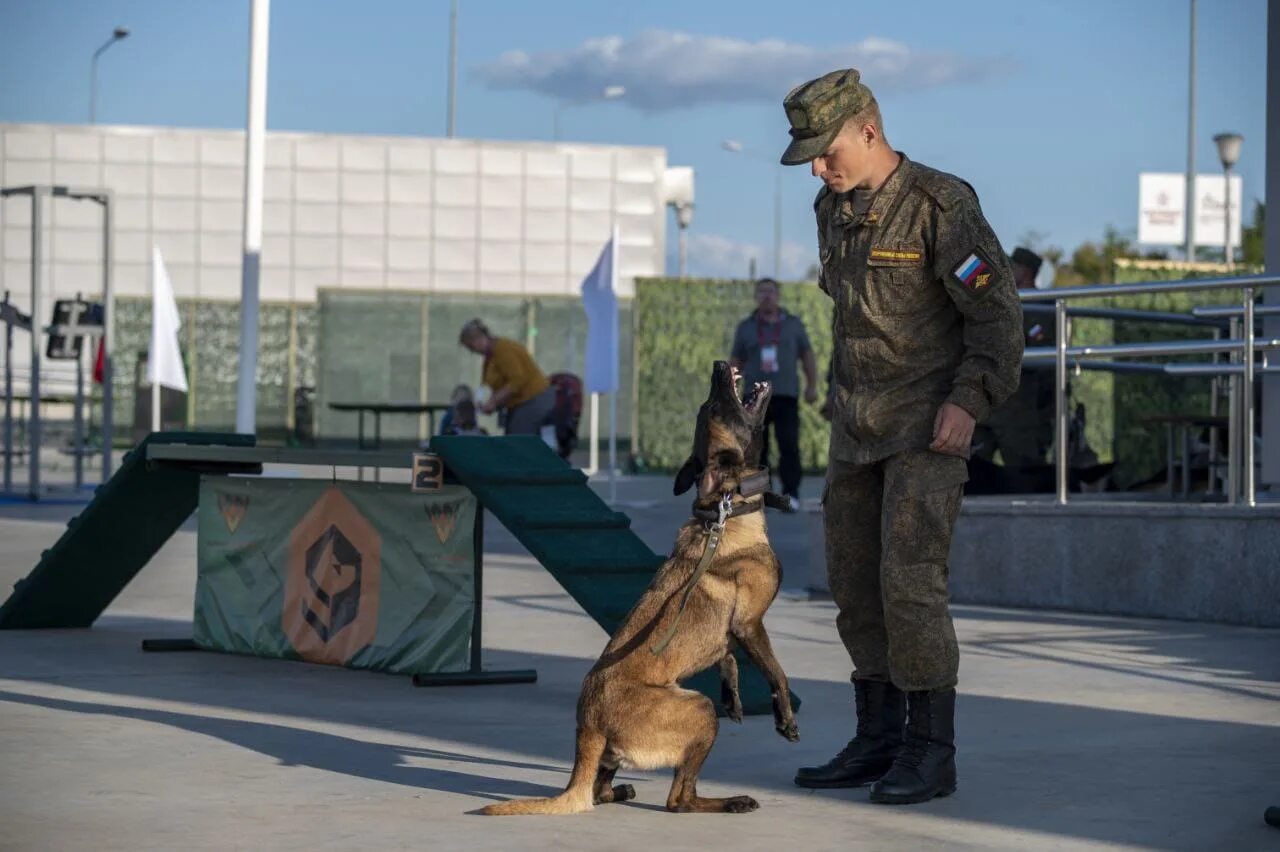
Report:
0,0,1268,279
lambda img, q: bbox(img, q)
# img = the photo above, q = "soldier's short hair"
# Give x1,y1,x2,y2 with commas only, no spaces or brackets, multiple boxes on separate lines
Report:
841,98,885,142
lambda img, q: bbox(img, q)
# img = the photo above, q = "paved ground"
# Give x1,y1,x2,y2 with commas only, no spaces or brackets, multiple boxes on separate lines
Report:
1,470,1278,851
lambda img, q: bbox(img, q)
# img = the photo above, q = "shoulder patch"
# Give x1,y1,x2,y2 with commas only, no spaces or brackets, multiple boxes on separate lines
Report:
952,247,997,292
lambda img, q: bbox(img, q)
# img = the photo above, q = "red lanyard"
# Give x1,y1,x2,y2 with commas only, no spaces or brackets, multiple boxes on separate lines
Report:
756,315,781,348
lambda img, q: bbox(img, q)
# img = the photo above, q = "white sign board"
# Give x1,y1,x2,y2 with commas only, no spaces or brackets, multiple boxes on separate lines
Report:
1138,172,1244,248
1138,173,1186,245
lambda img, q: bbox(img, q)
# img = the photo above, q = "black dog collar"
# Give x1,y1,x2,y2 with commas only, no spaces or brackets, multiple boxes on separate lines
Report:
690,467,790,523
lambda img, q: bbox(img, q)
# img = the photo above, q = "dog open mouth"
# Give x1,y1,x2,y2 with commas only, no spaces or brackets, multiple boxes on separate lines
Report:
730,366,769,415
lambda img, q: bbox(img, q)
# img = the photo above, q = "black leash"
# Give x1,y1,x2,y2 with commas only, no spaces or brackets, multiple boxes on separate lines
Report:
651,470,788,656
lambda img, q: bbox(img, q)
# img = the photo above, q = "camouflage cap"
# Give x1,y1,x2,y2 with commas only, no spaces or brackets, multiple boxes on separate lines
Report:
779,68,874,166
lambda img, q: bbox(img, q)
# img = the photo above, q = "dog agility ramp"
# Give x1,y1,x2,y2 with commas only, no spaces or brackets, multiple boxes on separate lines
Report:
0,432,258,630
429,435,799,716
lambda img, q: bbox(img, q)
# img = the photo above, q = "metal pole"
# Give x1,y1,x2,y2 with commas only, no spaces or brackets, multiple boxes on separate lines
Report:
609,391,618,504
1244,287,1256,505
470,498,483,673
29,190,43,501
1208,326,1221,495
74,329,84,488
89,29,128,124
1185,0,1197,261
678,223,688,277
447,0,458,138
90,53,99,124
3,291,12,493
235,0,270,436
1224,163,1233,267
1055,298,1069,504
587,392,599,476
773,167,782,277
1228,316,1241,503
101,192,114,481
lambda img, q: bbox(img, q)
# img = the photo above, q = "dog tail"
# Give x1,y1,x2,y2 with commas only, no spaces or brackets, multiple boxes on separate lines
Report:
479,728,606,816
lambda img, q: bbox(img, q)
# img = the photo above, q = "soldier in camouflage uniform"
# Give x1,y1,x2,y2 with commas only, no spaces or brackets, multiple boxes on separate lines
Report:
972,247,1055,468
781,69,1024,804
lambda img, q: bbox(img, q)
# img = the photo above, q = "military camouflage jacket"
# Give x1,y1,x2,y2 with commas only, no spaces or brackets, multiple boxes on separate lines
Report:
815,154,1024,464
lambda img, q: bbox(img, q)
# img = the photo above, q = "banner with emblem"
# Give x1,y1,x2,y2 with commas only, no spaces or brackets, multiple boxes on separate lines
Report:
194,478,476,676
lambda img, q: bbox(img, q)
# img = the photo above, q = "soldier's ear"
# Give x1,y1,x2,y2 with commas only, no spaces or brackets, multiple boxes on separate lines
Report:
673,456,702,496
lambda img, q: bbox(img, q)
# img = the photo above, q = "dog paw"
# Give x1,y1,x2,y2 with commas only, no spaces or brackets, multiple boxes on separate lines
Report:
775,720,799,742
726,702,744,724
613,784,636,803
724,795,760,813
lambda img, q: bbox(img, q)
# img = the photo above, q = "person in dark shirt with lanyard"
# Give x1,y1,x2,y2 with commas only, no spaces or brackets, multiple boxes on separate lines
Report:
731,277,819,512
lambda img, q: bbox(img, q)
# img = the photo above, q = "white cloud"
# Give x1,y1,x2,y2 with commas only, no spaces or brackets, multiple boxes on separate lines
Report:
676,233,816,280
477,30,1007,110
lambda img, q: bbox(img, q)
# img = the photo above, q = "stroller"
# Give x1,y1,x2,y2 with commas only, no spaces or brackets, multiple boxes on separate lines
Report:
547,372,584,461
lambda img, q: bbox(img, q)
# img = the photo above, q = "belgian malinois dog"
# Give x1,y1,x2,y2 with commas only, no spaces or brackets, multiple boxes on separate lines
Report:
481,361,798,815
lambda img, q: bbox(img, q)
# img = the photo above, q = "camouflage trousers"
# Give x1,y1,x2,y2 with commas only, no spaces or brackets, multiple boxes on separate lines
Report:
823,449,967,692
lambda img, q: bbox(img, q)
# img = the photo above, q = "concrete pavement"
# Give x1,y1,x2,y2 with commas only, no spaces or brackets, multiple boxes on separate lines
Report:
0,472,1278,851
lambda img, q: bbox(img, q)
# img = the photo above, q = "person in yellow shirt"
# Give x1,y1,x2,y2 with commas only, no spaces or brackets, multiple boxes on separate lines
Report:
459,319,556,436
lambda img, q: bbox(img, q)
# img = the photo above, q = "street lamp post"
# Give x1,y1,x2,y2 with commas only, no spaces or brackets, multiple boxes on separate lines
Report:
722,140,782,278
90,26,130,124
1185,0,1197,262
1213,132,1243,266
553,86,625,141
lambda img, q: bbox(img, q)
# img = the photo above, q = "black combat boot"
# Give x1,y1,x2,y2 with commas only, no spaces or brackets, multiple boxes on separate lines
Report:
794,679,905,788
869,687,957,804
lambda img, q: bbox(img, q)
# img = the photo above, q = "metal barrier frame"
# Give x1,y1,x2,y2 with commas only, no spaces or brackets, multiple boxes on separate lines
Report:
1020,273,1272,507
0,185,115,500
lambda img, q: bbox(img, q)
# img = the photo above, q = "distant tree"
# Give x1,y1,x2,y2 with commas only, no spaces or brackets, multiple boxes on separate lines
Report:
1241,200,1265,267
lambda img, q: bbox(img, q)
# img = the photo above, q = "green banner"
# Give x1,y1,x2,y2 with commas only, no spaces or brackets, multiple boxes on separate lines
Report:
194,478,476,675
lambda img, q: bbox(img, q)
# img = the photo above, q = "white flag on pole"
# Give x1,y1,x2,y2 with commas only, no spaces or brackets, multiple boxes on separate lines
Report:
149,245,188,393
580,226,619,394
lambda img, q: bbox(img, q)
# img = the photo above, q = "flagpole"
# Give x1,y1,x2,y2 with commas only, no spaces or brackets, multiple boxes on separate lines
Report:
151,370,160,432
608,225,619,505
151,248,159,433
587,394,599,476
235,0,270,435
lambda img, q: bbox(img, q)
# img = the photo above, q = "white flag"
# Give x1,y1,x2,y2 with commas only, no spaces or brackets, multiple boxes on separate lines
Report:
580,226,619,394
149,245,189,393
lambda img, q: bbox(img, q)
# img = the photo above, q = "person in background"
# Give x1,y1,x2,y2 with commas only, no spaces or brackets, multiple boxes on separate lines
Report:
443,399,488,437
458,319,556,436
730,277,819,512
971,247,1054,467
437,384,474,436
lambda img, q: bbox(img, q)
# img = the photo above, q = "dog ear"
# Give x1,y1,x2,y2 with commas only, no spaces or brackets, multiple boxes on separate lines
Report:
673,456,701,496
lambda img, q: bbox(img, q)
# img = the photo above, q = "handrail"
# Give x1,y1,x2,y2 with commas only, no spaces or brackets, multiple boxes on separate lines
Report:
1016,271,1274,507
1020,271,1272,301
1022,303,1226,329
1192,304,1280,319
1022,338,1280,360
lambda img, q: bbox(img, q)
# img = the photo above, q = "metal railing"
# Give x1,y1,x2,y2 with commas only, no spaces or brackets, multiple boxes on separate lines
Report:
1019,272,1274,507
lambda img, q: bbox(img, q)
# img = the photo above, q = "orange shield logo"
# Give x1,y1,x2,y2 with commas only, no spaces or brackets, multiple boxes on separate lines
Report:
217,491,250,534
283,486,381,666
427,500,461,544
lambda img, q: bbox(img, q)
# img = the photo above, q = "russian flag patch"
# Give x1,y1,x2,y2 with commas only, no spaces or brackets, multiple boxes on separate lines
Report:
952,248,995,292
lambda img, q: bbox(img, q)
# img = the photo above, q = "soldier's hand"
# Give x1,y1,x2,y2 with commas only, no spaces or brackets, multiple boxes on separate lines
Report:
931,402,975,457
804,385,819,405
